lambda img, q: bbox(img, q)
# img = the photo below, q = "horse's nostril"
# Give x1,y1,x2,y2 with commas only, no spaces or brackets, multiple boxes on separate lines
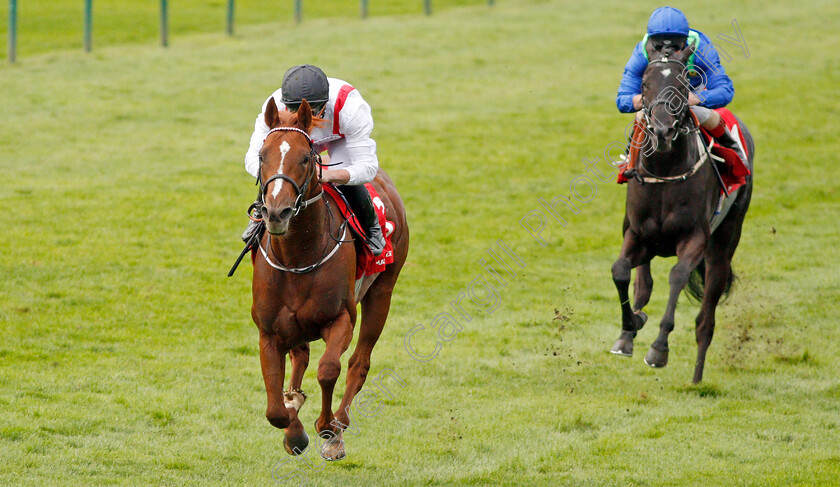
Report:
655,126,675,141
267,207,293,223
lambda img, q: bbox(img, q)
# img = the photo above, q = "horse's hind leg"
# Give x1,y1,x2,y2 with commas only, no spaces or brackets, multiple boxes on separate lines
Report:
611,230,652,356
283,344,310,455
632,262,653,324
694,186,751,383
334,283,394,425
644,230,706,368
693,256,730,383
288,344,310,391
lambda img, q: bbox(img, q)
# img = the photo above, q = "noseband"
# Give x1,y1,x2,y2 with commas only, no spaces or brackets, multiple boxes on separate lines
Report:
640,57,694,142
258,126,324,216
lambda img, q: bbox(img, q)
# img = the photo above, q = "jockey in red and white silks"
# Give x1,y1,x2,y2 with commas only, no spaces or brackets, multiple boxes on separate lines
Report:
241,65,386,256
244,78,378,186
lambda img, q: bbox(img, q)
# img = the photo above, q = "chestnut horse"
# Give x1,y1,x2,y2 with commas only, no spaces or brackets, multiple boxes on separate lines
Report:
251,99,408,460
609,45,754,383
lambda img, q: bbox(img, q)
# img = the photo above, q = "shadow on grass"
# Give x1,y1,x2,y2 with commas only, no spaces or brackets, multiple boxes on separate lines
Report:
773,349,815,365
676,383,724,398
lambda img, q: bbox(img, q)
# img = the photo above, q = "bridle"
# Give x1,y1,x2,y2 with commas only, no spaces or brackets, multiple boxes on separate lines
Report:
640,57,694,143
258,126,324,217
252,125,351,274
634,55,715,184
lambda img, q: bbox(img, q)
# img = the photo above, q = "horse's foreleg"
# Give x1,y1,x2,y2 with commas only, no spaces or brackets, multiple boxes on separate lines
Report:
644,230,706,368
314,312,353,460
282,344,311,455
334,286,393,429
611,230,651,356
260,332,290,429
693,256,730,383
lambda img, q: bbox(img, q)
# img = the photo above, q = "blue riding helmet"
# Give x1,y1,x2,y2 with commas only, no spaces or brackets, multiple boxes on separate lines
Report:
647,6,689,37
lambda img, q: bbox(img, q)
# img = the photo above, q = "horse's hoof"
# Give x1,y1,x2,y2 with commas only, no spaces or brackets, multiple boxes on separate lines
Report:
610,340,633,357
319,431,346,461
283,431,310,456
610,330,635,356
644,344,669,368
633,311,648,330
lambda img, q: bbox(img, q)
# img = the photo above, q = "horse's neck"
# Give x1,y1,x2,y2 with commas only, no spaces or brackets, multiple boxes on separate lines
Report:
268,185,331,266
642,132,695,177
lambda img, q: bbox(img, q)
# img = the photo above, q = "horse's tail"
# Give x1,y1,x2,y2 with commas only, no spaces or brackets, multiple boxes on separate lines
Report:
684,260,736,302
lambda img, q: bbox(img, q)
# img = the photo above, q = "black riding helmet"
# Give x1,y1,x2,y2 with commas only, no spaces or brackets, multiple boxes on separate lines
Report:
281,64,329,113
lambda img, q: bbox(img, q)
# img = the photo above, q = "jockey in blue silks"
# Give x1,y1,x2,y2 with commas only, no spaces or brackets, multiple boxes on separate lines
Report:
616,6,745,160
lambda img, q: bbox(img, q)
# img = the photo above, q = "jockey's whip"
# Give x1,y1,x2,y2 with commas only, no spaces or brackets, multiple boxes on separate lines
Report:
227,231,259,277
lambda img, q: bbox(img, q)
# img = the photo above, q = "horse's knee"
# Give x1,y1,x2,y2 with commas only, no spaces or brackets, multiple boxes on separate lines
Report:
317,361,341,385
612,259,631,283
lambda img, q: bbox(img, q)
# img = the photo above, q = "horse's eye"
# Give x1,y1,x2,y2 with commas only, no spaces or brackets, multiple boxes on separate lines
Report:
258,154,264,162
302,155,311,164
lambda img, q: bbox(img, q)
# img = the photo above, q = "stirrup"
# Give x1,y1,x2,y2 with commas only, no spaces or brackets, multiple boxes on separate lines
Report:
241,201,264,243
367,223,386,257
241,219,264,243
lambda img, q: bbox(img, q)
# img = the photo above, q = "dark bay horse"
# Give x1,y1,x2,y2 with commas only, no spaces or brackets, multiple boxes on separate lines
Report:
609,45,754,383
251,99,409,459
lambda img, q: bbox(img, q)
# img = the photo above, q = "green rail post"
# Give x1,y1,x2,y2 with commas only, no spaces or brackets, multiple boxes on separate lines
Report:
8,0,16,63
424,0,431,16
360,0,368,19
84,0,92,52
295,0,302,24
488,0,495,5
160,0,168,47
227,0,234,35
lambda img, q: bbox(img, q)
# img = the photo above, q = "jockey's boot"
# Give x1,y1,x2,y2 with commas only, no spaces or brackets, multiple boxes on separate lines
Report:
711,119,747,164
241,201,264,243
339,184,386,256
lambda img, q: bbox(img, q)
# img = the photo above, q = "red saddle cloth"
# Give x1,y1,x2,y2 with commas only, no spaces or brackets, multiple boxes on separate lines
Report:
616,108,751,193
323,183,395,279
698,108,751,194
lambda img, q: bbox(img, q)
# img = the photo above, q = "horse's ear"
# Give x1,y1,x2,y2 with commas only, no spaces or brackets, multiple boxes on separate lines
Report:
644,37,658,62
677,42,696,63
297,99,313,133
264,97,281,129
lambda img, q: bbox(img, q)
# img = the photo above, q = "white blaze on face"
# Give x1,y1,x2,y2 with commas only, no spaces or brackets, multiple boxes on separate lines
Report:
661,68,672,78
271,140,291,198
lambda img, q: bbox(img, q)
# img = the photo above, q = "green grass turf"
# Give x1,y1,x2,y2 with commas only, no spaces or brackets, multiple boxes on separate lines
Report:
2,0,840,485
0,0,485,61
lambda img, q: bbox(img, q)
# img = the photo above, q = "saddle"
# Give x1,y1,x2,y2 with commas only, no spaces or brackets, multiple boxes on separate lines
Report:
323,183,395,279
